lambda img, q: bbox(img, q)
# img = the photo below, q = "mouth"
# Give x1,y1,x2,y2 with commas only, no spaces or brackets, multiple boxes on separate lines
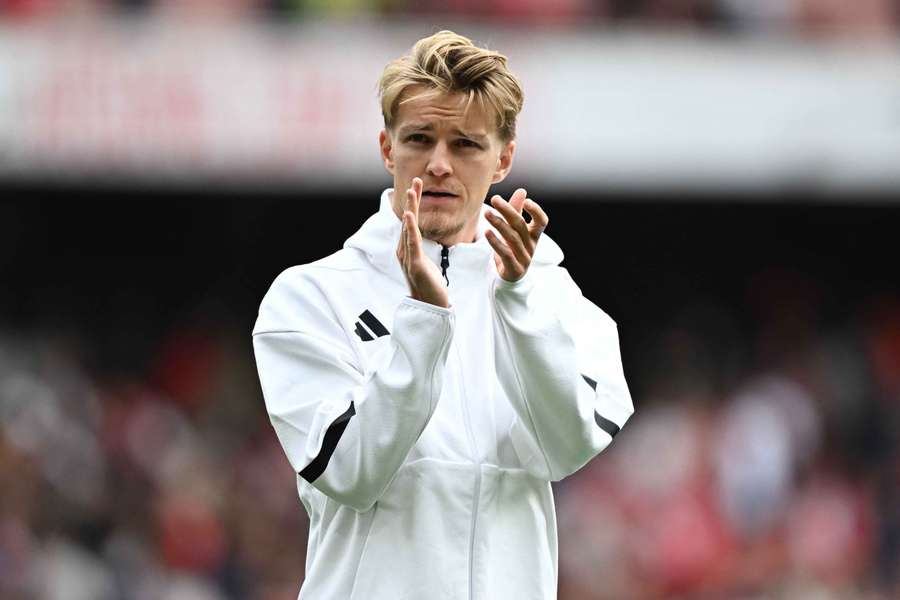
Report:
422,190,459,199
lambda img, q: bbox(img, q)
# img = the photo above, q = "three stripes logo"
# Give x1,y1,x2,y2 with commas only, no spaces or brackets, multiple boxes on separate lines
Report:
353,310,390,342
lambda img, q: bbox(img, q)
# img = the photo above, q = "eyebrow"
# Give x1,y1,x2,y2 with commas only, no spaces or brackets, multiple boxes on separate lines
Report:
398,124,488,141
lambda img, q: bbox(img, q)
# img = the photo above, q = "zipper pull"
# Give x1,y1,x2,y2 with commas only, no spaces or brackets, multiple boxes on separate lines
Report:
440,245,450,287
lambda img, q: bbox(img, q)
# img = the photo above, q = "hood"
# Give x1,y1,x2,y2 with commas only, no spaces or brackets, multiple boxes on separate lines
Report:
344,189,564,282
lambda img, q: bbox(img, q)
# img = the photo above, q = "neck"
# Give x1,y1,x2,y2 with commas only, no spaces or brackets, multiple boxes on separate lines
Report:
428,226,478,247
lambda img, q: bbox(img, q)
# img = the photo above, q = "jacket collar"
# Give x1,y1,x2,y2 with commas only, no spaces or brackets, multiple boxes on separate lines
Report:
344,189,564,284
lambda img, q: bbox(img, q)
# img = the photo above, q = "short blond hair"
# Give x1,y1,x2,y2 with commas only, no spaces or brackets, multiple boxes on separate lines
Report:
378,30,524,142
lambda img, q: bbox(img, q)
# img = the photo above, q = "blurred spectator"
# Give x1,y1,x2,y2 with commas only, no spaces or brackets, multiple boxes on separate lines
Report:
717,0,796,32
713,374,822,539
152,0,263,22
0,0,110,20
796,0,897,37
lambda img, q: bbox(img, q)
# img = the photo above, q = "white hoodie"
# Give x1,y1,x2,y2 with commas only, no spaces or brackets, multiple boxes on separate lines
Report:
252,190,634,600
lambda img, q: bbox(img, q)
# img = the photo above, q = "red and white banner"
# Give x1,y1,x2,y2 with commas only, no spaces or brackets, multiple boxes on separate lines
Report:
1,21,898,194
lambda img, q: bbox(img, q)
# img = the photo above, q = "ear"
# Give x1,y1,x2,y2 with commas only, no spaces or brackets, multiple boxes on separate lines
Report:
491,139,516,183
379,129,395,174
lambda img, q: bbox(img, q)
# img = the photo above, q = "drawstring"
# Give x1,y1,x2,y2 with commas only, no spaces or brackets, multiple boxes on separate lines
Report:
440,245,450,287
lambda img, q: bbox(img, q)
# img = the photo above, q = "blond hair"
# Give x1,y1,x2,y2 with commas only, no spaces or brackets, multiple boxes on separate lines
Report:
378,30,524,142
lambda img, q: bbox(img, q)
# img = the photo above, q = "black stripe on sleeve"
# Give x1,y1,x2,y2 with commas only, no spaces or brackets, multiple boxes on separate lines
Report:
583,374,620,437
359,310,389,337
354,322,374,342
594,411,620,438
299,402,357,483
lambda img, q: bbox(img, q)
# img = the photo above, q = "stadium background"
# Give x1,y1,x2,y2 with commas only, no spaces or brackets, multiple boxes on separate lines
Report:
1,1,899,599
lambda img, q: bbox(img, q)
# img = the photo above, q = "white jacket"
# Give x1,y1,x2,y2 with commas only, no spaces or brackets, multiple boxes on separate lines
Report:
252,190,634,600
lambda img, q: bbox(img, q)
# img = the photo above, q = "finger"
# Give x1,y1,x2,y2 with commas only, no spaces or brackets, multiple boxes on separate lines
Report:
509,188,527,214
485,230,523,280
523,198,548,242
410,177,423,219
404,214,418,287
490,195,532,252
486,209,531,265
404,211,423,262
399,214,409,266
406,187,417,221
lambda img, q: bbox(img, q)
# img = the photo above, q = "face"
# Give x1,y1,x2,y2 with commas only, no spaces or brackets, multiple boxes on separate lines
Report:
379,88,515,246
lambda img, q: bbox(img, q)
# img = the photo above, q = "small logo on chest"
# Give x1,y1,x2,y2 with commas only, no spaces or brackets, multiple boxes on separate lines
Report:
353,309,390,342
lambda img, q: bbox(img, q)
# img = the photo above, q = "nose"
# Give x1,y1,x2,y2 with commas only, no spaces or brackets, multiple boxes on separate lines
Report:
426,141,452,178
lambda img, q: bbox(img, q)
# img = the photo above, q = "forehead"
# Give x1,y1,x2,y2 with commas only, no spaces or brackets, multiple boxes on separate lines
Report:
393,88,495,135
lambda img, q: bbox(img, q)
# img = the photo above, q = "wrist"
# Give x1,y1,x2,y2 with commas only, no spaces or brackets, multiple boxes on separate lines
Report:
411,290,450,309
402,296,453,313
494,268,535,296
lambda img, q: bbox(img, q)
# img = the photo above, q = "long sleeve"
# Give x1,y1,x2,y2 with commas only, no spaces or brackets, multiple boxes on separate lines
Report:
491,267,633,482
252,269,455,512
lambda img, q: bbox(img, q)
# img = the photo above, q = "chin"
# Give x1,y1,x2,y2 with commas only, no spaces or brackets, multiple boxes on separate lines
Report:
419,215,465,244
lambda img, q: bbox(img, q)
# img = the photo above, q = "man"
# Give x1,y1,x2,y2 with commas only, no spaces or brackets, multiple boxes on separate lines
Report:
253,30,633,599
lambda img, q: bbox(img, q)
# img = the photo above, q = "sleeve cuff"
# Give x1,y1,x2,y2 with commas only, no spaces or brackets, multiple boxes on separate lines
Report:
400,296,454,316
493,269,536,297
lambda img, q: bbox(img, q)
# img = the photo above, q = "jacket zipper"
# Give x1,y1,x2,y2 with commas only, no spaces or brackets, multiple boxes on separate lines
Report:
440,245,450,286
444,245,481,600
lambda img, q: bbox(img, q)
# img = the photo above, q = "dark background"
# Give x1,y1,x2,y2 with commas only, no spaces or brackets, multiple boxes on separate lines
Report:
3,186,897,395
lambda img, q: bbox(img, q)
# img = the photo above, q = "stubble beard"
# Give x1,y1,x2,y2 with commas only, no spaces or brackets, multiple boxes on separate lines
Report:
418,208,469,245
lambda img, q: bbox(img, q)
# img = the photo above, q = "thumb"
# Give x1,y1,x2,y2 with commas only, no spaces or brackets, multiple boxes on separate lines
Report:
492,250,503,272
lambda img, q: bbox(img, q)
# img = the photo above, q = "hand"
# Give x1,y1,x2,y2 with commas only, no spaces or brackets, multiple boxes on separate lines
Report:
484,188,549,282
396,177,450,308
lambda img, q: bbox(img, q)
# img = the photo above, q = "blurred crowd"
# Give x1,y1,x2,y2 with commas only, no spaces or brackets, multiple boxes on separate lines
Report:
0,0,896,36
0,324,307,600
556,286,900,600
1,281,899,599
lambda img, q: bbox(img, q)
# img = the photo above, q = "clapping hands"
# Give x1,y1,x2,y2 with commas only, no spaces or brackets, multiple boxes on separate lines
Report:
484,189,548,282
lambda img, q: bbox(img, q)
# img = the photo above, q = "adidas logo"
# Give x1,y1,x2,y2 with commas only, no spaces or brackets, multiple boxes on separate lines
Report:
353,310,390,342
